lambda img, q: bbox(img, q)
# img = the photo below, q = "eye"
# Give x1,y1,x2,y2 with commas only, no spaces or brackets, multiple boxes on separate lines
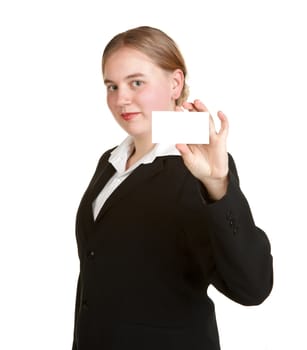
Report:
131,80,144,87
106,84,117,91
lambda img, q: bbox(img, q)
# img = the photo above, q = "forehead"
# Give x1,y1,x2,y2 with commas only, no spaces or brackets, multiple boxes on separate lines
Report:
103,47,160,79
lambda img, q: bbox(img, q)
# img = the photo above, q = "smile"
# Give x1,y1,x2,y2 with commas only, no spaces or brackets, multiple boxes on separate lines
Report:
121,112,140,121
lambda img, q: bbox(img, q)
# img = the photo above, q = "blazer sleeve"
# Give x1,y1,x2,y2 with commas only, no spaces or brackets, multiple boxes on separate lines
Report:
183,154,273,306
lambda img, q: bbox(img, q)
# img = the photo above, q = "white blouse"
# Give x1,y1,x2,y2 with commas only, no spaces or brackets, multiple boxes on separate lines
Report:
92,136,181,220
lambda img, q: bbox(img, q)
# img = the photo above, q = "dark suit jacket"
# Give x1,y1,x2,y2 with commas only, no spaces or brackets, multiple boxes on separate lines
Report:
72,150,273,350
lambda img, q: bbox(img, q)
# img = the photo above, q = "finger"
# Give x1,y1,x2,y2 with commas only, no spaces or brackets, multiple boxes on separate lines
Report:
182,101,197,112
209,114,217,137
217,111,229,136
193,99,209,112
194,100,217,134
182,100,208,112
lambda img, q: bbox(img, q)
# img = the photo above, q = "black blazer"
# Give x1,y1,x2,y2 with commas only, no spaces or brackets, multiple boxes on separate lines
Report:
72,150,273,350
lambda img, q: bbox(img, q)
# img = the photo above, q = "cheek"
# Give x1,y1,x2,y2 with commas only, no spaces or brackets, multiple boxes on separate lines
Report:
106,94,115,110
139,86,173,111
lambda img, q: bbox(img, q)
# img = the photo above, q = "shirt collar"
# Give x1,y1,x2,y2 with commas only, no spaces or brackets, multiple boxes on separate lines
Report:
109,136,180,175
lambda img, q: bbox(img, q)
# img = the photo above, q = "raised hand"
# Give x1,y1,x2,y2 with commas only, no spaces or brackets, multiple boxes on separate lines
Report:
175,100,229,200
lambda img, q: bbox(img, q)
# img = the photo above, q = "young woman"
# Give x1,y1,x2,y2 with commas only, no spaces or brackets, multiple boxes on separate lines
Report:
72,26,273,350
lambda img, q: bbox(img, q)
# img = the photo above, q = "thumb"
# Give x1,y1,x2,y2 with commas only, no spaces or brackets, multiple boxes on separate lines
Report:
175,143,190,156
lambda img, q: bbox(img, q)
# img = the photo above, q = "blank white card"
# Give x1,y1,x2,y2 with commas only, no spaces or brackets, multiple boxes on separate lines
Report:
151,111,209,144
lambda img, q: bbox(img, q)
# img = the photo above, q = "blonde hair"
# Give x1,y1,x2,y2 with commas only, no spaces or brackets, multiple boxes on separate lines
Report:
102,26,189,105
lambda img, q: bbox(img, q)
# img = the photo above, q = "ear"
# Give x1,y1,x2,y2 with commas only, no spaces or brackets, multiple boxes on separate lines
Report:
170,69,184,101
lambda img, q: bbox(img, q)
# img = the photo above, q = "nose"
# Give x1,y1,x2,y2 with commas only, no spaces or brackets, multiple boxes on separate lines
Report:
116,86,132,107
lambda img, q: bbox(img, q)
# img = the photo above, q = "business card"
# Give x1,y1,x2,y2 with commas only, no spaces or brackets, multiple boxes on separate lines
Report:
152,111,209,144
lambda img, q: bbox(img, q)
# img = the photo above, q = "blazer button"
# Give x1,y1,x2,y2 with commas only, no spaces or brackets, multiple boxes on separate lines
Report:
87,251,95,258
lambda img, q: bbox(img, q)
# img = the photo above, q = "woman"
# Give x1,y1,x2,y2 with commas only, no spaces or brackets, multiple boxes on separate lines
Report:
72,26,273,350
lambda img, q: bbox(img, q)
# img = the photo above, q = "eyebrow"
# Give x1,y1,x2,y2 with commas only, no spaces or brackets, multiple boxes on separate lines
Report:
104,73,146,85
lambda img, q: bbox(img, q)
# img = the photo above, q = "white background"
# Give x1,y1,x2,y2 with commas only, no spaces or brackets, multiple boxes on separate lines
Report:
0,0,306,349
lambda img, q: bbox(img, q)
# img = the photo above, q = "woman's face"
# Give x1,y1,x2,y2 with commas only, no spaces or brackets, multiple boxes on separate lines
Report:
103,47,182,140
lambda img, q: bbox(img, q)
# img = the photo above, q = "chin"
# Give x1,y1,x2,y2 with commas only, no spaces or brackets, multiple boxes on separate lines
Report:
127,129,151,139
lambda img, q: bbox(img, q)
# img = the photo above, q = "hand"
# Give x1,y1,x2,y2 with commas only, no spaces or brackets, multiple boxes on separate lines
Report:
175,100,229,200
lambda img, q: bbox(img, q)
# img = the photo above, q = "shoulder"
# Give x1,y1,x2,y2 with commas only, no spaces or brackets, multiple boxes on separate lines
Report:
93,146,117,171
98,146,117,163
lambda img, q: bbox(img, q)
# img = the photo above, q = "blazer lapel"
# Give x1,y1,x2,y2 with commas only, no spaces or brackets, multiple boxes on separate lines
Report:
88,162,116,203
94,158,165,223
77,161,116,237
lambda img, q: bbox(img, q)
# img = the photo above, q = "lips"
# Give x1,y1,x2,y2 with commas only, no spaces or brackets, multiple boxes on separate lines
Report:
121,112,140,121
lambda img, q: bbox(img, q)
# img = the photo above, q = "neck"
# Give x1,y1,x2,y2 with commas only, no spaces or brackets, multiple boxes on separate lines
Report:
133,137,155,157
126,135,155,170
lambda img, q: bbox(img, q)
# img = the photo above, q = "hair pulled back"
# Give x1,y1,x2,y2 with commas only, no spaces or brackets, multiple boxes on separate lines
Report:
102,26,189,105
